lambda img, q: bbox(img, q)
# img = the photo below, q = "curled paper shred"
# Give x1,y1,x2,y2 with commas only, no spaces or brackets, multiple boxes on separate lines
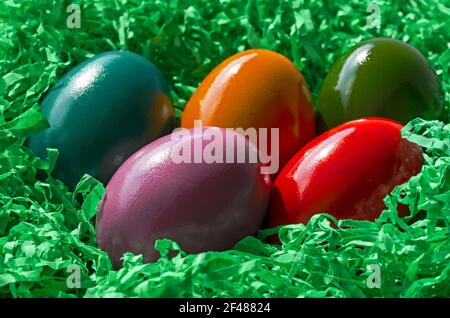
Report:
0,0,449,298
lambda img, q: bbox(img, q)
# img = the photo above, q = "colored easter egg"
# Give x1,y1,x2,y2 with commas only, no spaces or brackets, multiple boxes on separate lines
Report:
181,49,316,172
268,118,423,228
28,51,174,188
316,38,444,132
96,127,271,267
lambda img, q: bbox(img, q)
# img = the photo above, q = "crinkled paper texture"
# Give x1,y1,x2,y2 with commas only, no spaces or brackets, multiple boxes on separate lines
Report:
0,0,449,297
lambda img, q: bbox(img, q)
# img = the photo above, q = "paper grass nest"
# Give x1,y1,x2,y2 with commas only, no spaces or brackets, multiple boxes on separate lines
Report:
0,0,449,298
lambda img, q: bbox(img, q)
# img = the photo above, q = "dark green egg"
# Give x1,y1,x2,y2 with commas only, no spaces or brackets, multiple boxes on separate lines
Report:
316,38,445,131
28,51,175,188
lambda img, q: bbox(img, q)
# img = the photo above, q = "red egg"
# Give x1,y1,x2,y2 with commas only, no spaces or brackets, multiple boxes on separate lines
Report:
268,118,423,228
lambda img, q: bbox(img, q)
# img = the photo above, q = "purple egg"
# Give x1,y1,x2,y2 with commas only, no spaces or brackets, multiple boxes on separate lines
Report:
96,127,271,267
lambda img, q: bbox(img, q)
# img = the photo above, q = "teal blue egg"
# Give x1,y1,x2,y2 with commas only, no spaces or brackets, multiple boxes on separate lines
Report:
28,51,175,188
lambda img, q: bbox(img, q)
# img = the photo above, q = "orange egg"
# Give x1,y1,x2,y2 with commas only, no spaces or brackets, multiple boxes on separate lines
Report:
181,49,316,173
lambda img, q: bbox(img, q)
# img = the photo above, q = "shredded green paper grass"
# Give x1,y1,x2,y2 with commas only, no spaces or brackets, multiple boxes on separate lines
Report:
1,0,449,298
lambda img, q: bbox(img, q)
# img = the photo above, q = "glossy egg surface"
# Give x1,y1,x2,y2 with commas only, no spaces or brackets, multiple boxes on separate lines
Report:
28,51,174,188
97,127,271,267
